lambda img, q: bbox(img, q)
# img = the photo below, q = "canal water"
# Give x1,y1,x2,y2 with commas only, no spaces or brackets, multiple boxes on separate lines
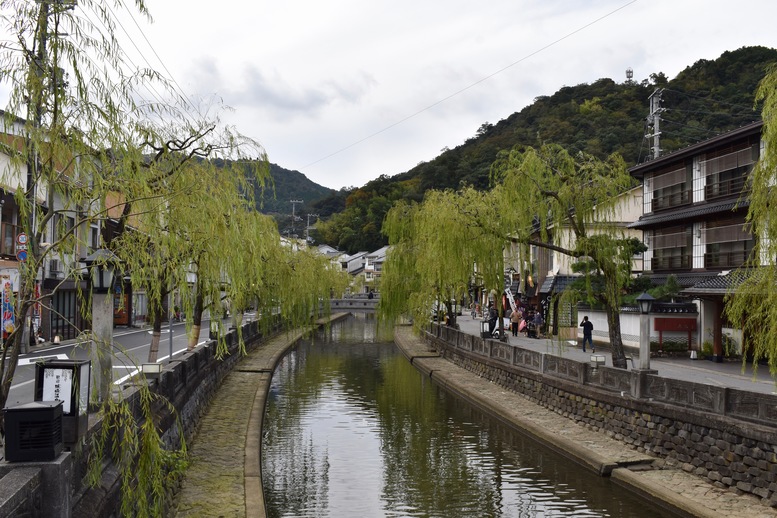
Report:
262,314,672,517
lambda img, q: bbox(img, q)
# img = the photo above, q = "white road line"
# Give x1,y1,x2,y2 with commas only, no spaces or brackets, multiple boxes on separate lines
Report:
17,354,68,366
114,370,140,385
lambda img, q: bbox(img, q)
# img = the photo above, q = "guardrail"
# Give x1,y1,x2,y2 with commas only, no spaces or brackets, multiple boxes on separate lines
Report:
329,298,379,311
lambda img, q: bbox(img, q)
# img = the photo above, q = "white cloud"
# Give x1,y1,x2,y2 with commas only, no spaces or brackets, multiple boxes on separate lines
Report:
41,1,777,189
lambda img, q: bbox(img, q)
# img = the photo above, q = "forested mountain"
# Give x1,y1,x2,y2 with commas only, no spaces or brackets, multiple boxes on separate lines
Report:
311,46,777,254
252,163,336,236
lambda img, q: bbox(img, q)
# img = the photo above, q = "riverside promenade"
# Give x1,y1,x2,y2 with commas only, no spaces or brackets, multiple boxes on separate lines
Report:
454,314,777,395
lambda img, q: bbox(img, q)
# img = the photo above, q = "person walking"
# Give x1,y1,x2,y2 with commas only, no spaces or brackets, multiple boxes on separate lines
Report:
533,311,545,338
510,308,522,336
580,316,594,352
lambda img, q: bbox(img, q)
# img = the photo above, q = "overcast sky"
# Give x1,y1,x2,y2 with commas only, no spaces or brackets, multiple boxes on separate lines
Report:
60,1,777,189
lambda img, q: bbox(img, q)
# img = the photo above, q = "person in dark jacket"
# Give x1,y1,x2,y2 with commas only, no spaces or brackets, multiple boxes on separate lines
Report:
533,311,544,338
580,316,594,352
487,305,498,335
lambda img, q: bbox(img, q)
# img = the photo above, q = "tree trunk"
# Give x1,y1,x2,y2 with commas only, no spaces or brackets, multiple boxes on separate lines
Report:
147,304,165,363
187,288,204,351
605,303,628,368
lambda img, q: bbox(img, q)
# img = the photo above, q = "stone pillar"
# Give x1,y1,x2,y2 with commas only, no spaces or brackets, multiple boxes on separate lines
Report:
91,292,113,403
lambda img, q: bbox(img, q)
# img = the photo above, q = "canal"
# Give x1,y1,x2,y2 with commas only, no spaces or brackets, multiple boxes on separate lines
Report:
261,314,673,517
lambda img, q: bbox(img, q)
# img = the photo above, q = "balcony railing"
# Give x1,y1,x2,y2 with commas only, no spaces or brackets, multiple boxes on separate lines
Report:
652,189,692,211
651,254,692,270
704,250,749,269
705,176,748,200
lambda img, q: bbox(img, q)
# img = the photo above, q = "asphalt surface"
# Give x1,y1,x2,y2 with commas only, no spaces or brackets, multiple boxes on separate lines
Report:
454,313,777,395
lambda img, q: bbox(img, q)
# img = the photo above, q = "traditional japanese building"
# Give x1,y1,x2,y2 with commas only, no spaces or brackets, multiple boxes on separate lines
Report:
628,120,762,360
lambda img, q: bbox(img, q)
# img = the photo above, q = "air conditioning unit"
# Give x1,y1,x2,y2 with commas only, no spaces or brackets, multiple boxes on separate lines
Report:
49,259,64,279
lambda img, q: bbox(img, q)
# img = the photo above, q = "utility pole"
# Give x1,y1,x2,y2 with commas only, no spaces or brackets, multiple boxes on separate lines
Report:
646,88,665,159
289,199,303,239
306,213,319,243
19,1,51,355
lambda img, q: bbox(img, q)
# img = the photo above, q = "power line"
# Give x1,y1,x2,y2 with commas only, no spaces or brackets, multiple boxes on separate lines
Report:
114,0,194,110
301,0,639,170
663,88,754,112
661,117,719,136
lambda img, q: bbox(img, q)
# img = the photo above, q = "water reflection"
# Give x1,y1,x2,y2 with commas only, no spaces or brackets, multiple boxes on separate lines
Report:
262,316,672,517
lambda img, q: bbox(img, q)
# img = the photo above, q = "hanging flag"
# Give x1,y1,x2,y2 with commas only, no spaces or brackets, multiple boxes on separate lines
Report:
504,287,518,313
2,279,14,337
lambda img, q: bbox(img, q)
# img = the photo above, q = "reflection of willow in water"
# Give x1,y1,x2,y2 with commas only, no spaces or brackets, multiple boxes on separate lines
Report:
375,354,509,517
262,315,664,517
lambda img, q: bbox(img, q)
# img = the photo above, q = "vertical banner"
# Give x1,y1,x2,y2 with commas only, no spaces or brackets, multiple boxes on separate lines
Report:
504,287,518,313
2,278,14,339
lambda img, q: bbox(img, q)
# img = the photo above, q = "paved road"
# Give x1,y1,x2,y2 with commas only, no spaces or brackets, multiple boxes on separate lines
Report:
454,313,777,395
6,315,242,407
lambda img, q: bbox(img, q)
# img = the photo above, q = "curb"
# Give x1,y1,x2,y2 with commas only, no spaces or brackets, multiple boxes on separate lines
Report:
611,468,725,518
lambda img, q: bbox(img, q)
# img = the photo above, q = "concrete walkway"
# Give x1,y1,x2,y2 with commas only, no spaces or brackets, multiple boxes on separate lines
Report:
455,314,777,394
396,325,777,517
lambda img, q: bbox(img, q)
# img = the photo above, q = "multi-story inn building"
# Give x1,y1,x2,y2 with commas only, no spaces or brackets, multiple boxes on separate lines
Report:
628,120,762,360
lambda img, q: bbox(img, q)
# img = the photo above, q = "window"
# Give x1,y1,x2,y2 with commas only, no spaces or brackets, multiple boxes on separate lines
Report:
651,226,692,270
702,142,757,200
651,162,692,211
703,219,754,268
90,224,100,250
54,214,75,241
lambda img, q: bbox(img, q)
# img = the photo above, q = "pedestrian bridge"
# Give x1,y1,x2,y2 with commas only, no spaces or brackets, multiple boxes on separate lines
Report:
329,298,379,311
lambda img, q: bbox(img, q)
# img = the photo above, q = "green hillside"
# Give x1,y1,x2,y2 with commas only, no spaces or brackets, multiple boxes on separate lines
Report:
312,46,777,254
253,163,336,236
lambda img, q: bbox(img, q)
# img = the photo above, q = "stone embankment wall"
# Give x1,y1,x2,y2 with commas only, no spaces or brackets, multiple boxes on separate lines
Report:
0,318,279,518
426,324,777,507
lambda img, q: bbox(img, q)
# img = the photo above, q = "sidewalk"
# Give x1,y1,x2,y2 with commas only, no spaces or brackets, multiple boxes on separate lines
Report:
455,314,777,394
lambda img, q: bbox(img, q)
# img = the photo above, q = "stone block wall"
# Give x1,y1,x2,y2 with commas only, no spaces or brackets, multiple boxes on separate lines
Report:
427,325,777,507
0,468,41,517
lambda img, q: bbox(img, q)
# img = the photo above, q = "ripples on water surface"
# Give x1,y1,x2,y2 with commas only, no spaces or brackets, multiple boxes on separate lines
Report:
262,314,672,517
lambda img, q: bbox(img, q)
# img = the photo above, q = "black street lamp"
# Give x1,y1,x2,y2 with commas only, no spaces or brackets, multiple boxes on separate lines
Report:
636,292,655,370
636,292,655,315
84,249,119,293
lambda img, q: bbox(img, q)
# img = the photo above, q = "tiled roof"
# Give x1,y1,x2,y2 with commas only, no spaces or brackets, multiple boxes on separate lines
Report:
628,199,749,229
681,268,758,295
629,121,763,179
538,275,579,294
646,272,719,288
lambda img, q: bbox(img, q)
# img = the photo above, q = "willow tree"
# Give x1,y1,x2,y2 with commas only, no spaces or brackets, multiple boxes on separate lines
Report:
0,1,266,515
491,144,637,368
110,152,271,362
724,64,777,376
380,188,505,331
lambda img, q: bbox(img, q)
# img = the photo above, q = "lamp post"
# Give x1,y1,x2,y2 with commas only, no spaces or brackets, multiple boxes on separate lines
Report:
636,292,655,371
84,249,118,403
